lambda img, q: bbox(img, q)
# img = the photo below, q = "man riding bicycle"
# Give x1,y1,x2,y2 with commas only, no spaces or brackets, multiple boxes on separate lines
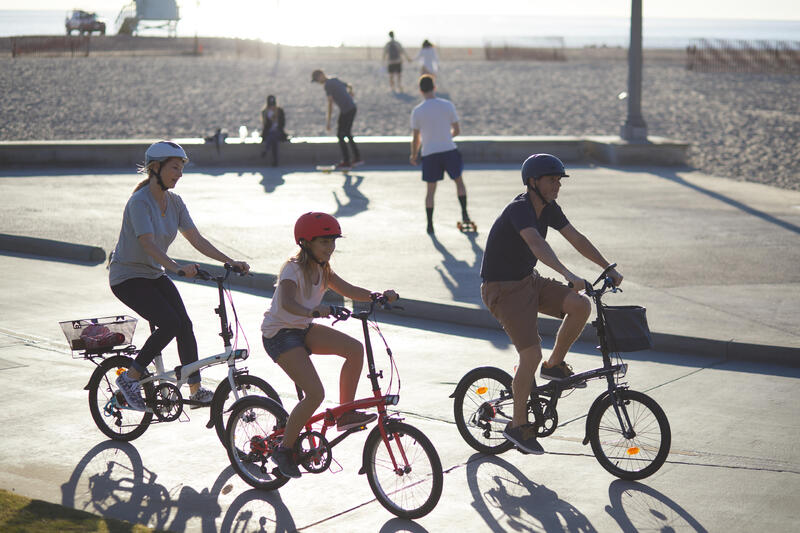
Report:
480,153,623,454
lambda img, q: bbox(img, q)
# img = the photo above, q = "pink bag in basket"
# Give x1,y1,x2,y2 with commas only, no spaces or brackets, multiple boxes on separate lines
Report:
80,324,125,349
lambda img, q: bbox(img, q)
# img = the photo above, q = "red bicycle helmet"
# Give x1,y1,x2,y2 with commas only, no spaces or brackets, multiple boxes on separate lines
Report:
294,212,342,244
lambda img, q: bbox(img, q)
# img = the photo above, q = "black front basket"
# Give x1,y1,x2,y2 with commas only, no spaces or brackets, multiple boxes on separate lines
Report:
601,305,654,352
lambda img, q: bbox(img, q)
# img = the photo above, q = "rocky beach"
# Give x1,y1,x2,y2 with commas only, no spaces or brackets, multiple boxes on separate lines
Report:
1,37,798,190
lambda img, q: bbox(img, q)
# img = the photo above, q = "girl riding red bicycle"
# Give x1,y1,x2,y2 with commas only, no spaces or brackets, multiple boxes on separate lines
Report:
260,212,398,478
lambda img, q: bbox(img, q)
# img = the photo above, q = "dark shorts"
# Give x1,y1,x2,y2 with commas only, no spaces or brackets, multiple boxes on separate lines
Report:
421,149,463,182
262,325,312,362
388,62,402,73
481,272,572,351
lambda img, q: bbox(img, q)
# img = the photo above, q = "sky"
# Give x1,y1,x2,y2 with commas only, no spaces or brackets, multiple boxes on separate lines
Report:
5,0,800,21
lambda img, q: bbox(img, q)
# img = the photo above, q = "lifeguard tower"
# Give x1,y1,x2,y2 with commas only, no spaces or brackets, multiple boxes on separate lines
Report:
116,0,180,36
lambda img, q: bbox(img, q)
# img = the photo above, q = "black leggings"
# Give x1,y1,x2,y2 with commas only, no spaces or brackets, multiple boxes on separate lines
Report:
337,107,360,163
111,275,200,384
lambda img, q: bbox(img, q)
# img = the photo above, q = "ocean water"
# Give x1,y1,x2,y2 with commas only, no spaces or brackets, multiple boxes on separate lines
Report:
1,9,798,49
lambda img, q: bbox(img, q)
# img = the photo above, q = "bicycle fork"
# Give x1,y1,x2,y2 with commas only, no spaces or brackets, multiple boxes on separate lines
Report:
609,390,636,439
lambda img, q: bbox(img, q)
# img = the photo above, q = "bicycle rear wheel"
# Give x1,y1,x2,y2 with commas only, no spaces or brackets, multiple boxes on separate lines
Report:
225,396,290,491
588,389,671,480
362,422,443,519
452,366,515,454
87,356,154,441
211,374,282,445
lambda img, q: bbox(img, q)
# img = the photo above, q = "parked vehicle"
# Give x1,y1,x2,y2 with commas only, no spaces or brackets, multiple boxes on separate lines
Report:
65,10,106,36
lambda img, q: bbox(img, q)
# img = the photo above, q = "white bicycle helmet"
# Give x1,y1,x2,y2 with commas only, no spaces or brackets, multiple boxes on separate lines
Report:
145,141,188,165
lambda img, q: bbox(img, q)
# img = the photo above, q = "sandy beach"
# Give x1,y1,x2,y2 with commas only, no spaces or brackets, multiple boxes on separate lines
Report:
0,37,797,190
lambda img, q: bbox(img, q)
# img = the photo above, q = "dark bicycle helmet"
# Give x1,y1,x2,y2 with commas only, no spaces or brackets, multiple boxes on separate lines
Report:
521,153,569,185
294,212,342,244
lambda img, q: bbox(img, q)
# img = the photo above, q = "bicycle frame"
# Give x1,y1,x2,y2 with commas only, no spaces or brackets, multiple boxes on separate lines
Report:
268,303,405,465
86,266,250,406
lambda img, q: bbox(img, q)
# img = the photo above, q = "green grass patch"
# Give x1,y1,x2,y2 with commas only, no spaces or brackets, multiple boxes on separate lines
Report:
0,489,168,532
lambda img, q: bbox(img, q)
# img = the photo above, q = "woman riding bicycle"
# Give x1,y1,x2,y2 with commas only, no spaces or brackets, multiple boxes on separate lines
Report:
109,140,250,412
261,212,398,478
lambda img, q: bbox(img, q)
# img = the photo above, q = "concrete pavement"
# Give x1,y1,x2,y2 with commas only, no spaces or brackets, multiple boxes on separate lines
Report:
2,162,799,364
0,254,799,532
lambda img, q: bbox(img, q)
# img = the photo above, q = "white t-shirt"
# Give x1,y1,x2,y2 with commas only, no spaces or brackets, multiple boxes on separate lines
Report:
410,97,459,157
261,261,326,338
415,47,439,74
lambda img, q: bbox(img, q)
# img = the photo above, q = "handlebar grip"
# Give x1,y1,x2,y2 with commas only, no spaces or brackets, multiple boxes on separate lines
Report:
225,262,246,274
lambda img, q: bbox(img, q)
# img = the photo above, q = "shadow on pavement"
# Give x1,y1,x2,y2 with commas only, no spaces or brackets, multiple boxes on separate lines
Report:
465,453,596,532
429,232,484,304
60,440,296,532
605,479,708,532
647,168,800,235
332,173,369,219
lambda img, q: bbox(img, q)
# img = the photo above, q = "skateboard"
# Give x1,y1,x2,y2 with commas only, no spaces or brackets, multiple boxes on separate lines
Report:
316,165,349,174
457,220,477,233
316,161,363,174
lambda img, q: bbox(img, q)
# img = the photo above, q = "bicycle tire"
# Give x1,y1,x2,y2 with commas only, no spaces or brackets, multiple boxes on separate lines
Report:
225,396,290,491
362,422,443,519
587,389,671,480
452,366,515,454
211,374,282,446
87,356,154,441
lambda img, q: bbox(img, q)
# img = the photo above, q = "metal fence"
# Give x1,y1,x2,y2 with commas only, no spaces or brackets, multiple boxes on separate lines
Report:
484,37,566,61
686,39,800,73
10,36,91,58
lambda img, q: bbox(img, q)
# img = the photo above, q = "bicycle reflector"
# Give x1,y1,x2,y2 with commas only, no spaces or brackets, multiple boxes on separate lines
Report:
476,386,488,395
627,447,640,456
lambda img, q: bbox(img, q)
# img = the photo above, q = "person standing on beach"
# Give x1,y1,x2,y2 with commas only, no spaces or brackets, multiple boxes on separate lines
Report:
383,31,411,92
410,74,470,234
414,39,439,77
480,153,622,454
312,69,362,170
261,94,287,167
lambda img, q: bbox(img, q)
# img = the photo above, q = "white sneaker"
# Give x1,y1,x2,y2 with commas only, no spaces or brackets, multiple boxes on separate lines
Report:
189,386,214,408
115,371,146,411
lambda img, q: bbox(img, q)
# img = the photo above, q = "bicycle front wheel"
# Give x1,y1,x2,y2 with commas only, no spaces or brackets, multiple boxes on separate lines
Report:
363,422,443,519
212,374,282,446
452,366,515,454
588,389,671,480
225,396,290,491
87,356,153,441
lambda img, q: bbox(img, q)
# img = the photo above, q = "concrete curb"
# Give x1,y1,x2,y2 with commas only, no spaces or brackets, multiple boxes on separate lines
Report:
0,233,105,264
174,259,799,367
2,239,796,366
0,135,690,168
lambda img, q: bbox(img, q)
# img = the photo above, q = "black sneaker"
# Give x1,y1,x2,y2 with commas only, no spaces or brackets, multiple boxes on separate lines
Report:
271,445,301,478
540,361,587,388
337,410,377,431
502,423,545,455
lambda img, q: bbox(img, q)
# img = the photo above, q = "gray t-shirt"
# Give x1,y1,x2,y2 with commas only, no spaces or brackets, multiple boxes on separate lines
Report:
324,78,355,113
109,186,196,286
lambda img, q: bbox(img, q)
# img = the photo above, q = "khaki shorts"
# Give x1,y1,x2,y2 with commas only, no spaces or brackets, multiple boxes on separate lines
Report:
481,272,573,351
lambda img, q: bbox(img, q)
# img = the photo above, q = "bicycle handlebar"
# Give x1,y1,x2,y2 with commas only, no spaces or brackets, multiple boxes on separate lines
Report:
177,262,248,282
568,263,621,297
329,293,402,324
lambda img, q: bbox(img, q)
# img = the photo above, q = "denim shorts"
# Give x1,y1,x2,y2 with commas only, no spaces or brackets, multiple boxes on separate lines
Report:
262,326,312,362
